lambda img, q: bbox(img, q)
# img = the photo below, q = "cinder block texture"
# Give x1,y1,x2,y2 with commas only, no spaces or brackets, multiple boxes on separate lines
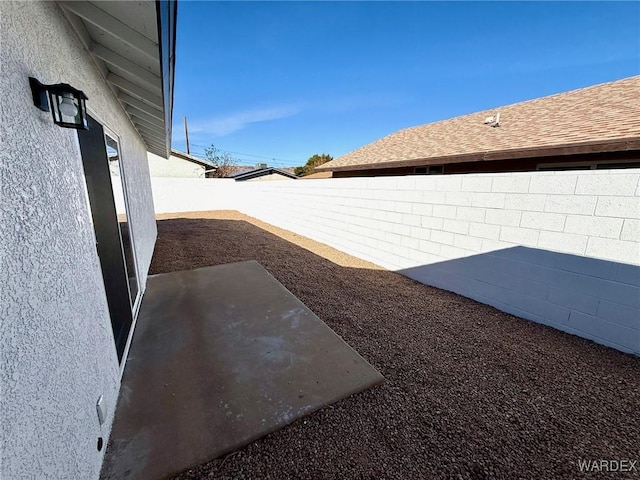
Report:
153,170,640,355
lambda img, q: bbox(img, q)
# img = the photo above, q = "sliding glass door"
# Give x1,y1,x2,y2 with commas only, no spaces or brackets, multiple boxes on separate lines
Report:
77,115,139,363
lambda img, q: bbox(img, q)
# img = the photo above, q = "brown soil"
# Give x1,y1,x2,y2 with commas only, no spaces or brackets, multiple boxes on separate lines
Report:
151,211,640,480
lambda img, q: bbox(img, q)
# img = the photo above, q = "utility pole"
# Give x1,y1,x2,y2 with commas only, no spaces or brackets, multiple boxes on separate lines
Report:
184,116,190,154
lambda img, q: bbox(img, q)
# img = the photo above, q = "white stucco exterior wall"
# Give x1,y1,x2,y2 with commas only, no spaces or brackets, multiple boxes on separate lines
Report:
1,2,158,478
148,151,205,178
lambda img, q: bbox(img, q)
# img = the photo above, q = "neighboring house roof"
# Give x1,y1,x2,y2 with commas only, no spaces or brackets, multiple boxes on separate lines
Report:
170,149,217,169
302,171,333,179
59,1,177,158
228,166,296,177
319,76,640,172
227,166,257,177
231,168,298,181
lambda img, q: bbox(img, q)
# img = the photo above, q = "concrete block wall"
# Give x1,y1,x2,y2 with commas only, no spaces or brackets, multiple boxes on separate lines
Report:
151,177,238,213
152,169,640,355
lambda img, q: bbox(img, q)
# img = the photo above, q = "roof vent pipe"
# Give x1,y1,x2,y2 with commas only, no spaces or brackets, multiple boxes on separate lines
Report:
484,112,501,127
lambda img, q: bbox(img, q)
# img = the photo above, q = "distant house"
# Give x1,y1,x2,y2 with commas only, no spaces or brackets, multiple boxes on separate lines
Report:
227,165,257,177
148,149,217,178
231,167,298,182
318,76,640,178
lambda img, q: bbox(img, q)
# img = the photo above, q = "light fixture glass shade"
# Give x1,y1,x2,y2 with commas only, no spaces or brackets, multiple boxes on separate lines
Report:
49,88,88,129
29,77,88,130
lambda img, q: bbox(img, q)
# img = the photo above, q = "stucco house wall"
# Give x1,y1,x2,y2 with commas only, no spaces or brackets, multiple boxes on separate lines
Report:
148,151,206,178
1,2,157,478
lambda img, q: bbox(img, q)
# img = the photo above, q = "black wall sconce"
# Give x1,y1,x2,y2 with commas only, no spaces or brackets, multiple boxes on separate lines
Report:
29,77,89,130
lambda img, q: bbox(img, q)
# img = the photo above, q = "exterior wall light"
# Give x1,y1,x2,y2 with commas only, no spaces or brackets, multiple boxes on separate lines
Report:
29,77,89,130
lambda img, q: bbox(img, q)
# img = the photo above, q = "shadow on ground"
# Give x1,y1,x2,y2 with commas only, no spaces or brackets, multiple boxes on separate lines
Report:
150,212,640,480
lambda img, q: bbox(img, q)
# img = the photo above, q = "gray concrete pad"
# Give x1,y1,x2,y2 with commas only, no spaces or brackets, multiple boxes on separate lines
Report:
101,261,384,479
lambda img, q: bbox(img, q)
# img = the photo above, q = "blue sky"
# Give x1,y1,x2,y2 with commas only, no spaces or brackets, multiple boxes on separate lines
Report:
172,1,639,168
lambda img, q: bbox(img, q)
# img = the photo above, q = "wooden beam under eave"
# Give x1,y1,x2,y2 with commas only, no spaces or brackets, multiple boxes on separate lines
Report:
130,111,165,130
58,1,158,61
59,9,110,80
131,121,166,143
124,103,164,124
119,92,163,117
91,43,162,94
107,74,163,110
138,131,166,148
143,139,167,152
125,105,165,126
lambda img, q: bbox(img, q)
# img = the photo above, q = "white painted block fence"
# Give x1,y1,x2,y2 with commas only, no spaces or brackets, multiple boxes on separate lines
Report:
151,169,640,355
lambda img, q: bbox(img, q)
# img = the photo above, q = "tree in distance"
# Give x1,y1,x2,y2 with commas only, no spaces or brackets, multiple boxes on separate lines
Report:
204,144,239,178
294,153,333,177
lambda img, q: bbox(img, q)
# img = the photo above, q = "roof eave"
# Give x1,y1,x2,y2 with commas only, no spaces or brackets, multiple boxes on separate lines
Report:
319,137,640,172
58,0,177,159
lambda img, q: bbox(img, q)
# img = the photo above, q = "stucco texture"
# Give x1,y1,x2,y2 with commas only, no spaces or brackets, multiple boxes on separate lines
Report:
1,2,157,478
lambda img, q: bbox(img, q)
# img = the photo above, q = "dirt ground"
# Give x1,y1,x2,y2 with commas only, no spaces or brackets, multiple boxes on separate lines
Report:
151,211,640,480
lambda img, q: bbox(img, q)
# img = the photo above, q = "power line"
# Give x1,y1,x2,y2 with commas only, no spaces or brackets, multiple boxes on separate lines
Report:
189,148,282,164
188,143,301,166
189,153,293,169
187,149,292,169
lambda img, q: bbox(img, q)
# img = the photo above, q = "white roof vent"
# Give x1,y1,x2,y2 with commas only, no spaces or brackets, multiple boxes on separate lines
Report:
484,112,501,128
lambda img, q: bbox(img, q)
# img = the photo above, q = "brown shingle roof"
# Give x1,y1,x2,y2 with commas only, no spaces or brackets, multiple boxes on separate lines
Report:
319,76,640,172
301,171,333,179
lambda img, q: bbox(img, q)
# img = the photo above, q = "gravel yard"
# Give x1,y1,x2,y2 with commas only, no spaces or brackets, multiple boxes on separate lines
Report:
151,211,640,480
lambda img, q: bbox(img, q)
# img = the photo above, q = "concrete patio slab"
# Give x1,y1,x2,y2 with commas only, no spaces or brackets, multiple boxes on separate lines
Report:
100,260,383,480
